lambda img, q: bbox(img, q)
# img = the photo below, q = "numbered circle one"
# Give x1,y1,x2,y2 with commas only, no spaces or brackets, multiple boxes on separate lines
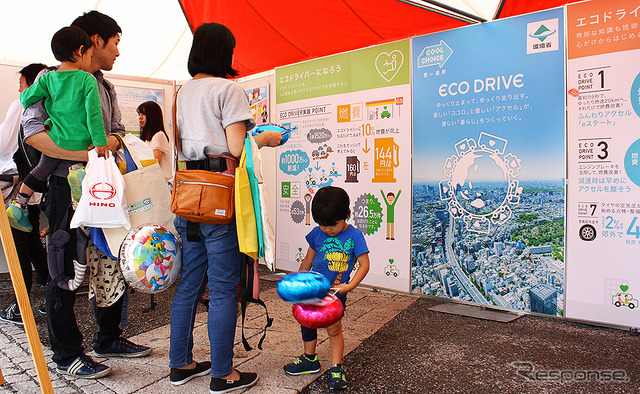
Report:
624,138,640,187
631,72,640,118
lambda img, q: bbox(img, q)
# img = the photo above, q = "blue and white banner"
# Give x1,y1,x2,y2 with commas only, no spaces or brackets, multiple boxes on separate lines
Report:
411,8,566,315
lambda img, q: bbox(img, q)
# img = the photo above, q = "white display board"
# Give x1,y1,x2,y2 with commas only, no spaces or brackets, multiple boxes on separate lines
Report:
275,40,412,292
565,0,640,328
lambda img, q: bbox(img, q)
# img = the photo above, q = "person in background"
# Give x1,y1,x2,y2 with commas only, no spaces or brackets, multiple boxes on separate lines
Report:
283,186,370,391
137,100,172,181
0,63,49,324
22,11,151,379
168,22,282,393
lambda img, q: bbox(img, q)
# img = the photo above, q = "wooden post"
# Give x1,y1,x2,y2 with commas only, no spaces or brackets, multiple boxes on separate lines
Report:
0,208,53,393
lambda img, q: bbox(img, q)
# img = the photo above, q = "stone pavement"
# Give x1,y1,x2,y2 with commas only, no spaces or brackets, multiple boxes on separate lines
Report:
0,276,415,393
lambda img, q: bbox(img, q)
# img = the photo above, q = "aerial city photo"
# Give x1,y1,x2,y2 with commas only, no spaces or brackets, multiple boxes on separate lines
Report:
411,176,565,316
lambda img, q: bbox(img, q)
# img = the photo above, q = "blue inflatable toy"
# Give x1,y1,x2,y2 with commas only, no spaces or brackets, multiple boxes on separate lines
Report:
277,271,331,304
250,123,296,146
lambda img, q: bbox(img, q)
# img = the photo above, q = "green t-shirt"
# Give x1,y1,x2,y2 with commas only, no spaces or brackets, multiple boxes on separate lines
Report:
20,69,107,150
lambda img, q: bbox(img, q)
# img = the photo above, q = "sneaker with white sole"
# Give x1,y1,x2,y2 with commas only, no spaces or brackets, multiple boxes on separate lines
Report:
0,304,22,325
283,354,321,375
57,354,111,379
94,337,152,358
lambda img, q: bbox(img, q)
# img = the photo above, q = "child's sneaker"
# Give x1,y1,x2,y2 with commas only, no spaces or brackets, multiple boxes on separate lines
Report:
67,165,86,207
283,354,321,375
328,364,347,391
6,201,32,232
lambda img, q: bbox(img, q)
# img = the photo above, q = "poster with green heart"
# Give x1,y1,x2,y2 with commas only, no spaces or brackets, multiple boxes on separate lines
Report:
275,39,412,292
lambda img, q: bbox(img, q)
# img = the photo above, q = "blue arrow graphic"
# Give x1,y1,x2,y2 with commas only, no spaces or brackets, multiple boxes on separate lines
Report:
417,40,453,69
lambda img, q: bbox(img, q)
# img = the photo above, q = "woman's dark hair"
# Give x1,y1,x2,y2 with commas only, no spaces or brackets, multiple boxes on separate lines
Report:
311,186,350,226
51,26,93,63
71,11,122,45
137,101,168,142
19,63,47,86
187,23,238,78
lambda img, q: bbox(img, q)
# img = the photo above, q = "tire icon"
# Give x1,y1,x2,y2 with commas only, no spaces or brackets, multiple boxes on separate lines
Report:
579,224,596,241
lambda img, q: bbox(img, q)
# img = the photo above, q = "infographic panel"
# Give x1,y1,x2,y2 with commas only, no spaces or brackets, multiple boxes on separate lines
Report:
113,86,165,133
411,8,566,315
566,0,640,327
275,40,412,292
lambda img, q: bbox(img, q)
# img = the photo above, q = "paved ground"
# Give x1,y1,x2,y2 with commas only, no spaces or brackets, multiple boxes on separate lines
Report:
0,272,638,393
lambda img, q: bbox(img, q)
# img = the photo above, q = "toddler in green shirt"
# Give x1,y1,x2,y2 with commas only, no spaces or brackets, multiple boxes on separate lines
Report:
7,26,108,290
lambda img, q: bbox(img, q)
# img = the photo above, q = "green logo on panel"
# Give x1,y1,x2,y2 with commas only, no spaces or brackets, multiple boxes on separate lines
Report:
282,182,291,198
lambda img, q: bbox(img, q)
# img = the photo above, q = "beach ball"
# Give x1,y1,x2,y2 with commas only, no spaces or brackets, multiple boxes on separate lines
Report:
293,295,344,329
250,123,295,146
119,224,181,293
277,271,331,304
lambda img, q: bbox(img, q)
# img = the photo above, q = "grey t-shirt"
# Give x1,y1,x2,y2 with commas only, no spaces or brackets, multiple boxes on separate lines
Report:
176,77,255,161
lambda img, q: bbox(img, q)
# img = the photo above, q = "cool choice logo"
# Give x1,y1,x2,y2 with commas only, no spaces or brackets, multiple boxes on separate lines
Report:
88,182,117,207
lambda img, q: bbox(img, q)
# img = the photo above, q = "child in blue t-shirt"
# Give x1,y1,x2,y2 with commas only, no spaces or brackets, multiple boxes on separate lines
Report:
284,186,370,391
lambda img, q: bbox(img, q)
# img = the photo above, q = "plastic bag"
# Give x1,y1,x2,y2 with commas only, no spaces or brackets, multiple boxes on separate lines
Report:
70,150,130,229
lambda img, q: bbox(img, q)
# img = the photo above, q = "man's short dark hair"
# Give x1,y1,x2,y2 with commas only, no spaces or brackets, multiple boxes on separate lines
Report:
51,26,93,63
311,186,350,226
187,23,238,78
71,10,121,45
19,63,47,86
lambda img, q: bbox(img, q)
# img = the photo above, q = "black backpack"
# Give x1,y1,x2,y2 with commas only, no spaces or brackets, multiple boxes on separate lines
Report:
13,125,42,181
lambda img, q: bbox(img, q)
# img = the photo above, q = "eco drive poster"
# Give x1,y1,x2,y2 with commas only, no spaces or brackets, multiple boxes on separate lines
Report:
566,0,640,327
411,8,566,315
275,40,412,292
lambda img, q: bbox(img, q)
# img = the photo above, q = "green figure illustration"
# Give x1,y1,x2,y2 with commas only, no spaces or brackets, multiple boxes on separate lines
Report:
381,189,401,240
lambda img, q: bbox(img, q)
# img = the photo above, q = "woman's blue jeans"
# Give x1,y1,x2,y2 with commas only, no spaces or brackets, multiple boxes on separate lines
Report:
169,216,242,377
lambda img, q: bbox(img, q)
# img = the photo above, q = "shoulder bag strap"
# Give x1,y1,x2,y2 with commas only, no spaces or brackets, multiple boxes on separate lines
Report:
172,87,181,173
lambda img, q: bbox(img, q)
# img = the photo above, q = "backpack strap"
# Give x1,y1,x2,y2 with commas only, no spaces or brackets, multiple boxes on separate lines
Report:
240,254,273,351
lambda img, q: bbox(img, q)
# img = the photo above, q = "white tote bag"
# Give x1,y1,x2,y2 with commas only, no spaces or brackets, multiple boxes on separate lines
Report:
70,150,130,229
102,136,175,255
249,137,275,270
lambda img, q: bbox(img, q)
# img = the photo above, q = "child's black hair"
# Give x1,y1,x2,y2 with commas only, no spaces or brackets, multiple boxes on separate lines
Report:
51,26,93,63
311,186,350,226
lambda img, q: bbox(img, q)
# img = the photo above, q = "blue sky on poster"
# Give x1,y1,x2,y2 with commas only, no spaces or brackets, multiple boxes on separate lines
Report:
412,7,565,183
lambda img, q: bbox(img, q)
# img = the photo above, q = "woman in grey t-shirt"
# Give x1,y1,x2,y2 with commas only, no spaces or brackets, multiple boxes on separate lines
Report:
168,22,282,393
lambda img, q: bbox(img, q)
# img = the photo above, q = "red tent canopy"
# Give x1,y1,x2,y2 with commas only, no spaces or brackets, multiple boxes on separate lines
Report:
178,0,574,78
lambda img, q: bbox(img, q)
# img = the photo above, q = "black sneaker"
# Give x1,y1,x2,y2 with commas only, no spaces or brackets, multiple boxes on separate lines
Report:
38,304,46,316
210,371,257,393
328,364,347,391
170,361,211,385
57,354,111,379
94,337,152,358
283,354,321,375
0,304,22,325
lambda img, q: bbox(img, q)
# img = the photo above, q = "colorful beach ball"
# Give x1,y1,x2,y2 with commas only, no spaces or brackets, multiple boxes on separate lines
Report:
119,224,181,293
